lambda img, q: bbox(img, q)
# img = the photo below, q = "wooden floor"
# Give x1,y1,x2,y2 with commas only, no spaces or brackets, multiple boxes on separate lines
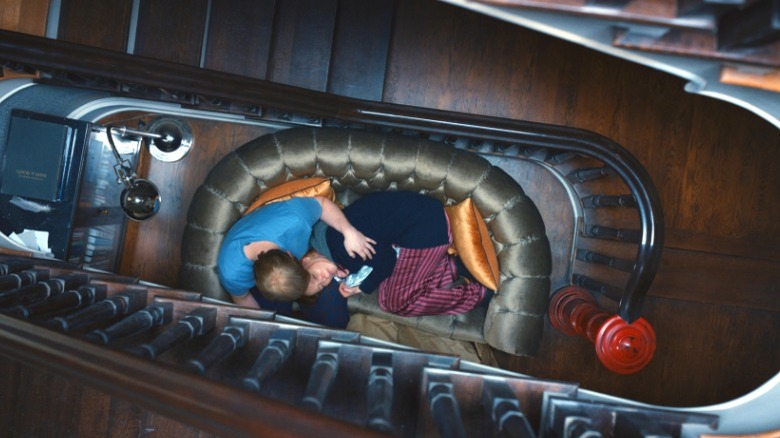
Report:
2,0,779,410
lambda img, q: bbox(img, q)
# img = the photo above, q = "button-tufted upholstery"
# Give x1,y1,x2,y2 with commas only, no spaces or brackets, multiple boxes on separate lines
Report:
178,127,551,356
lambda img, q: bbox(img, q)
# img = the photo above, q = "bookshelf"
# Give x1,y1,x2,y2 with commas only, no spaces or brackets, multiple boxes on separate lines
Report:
0,110,139,272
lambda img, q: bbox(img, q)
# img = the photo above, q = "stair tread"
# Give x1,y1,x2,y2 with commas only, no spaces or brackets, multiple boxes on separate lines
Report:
613,26,780,67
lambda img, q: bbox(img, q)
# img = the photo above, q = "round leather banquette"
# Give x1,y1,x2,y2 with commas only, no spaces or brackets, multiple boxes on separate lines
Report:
178,127,551,356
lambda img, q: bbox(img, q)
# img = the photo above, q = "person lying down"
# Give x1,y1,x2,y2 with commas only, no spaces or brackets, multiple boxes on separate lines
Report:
259,191,491,318
220,192,492,327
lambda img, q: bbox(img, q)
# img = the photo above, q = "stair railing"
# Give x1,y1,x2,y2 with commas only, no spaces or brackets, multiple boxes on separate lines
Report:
0,256,719,436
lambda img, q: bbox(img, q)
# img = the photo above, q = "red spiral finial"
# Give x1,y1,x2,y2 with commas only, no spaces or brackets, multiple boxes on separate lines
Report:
549,286,656,374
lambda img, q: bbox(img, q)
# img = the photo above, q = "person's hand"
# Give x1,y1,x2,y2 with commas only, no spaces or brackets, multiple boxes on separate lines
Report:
343,227,376,260
339,282,362,298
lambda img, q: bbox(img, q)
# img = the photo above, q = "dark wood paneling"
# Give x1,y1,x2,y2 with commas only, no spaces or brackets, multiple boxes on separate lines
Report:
327,0,395,100
387,0,585,121
134,0,209,65
13,365,85,435
665,228,780,263
651,248,780,311
58,0,133,51
0,358,20,435
0,356,212,437
267,0,337,91
203,0,276,78
0,0,49,35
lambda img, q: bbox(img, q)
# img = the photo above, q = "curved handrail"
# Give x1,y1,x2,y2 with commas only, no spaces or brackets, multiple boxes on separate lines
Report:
0,29,662,322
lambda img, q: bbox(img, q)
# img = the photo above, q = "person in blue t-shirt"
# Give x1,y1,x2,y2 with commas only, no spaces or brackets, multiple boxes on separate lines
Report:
255,192,488,325
217,196,375,311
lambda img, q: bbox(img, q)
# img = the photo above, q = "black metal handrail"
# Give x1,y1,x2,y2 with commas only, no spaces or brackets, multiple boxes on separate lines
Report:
0,29,663,323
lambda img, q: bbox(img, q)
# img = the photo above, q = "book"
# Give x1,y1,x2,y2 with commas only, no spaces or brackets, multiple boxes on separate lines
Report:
0,114,76,202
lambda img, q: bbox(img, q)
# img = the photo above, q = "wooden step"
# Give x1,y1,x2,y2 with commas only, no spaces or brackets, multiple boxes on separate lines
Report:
613,26,780,67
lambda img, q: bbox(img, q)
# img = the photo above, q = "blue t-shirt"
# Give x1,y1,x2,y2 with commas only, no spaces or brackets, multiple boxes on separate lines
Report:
217,197,321,296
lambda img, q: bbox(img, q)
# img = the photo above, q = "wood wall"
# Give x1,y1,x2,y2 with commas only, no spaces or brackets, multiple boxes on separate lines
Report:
1,0,778,410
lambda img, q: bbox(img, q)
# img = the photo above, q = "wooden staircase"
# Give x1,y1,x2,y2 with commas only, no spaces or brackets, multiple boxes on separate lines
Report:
0,254,720,437
0,13,667,367
1,2,780,433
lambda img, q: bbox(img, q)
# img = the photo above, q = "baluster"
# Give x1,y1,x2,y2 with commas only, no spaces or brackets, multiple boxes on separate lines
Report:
366,351,394,434
581,194,637,208
583,224,640,243
0,259,33,276
130,307,217,360
565,416,604,437
242,329,296,392
576,249,635,273
0,269,49,294
300,344,340,411
544,150,578,164
572,274,623,301
83,302,173,344
427,373,466,438
0,272,89,307
47,290,148,332
184,321,249,375
566,166,614,183
548,286,656,374
2,284,107,319
544,393,718,437
481,379,534,438
492,142,522,156
615,411,674,437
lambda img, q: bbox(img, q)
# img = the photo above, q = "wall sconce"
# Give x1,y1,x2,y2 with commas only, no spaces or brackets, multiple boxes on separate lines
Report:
102,117,193,221
146,117,193,163
104,125,161,222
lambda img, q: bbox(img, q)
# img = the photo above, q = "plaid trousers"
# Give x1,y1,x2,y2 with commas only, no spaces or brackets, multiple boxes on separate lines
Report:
377,241,484,317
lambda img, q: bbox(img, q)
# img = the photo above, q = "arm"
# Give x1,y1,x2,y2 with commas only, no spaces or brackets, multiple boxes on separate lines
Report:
315,196,376,260
232,292,260,309
334,241,398,297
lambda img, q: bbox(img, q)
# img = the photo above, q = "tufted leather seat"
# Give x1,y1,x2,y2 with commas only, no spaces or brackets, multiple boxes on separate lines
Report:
178,127,551,356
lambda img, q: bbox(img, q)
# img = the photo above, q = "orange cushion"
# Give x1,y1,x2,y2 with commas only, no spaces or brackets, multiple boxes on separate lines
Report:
244,177,335,216
445,198,500,291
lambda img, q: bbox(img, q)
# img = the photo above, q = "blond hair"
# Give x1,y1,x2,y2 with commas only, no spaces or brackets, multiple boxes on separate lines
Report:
253,249,310,301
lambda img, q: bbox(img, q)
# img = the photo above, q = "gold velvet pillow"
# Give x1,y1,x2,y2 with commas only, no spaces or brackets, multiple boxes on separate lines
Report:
445,198,500,291
244,177,335,216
